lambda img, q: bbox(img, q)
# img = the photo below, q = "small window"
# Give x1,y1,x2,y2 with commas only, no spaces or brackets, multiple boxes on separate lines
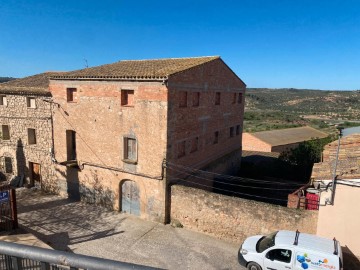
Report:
124,137,137,162
67,88,77,102
215,92,221,105
190,137,199,153
192,92,200,107
230,127,234,138
238,93,243,104
177,141,186,158
266,249,292,264
179,92,187,108
28,128,37,145
66,130,77,161
26,97,36,108
232,93,236,104
1,157,12,173
2,125,10,140
0,96,7,106
236,125,241,135
121,90,134,107
214,131,219,144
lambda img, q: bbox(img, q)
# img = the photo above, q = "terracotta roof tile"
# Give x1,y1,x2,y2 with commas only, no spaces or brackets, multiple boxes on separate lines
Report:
0,72,63,95
250,126,328,146
52,56,220,80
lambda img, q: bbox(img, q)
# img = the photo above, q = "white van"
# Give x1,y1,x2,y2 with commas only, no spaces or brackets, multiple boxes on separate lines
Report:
238,230,343,270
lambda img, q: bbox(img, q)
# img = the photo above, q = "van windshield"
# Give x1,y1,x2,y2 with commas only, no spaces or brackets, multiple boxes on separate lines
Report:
256,231,278,253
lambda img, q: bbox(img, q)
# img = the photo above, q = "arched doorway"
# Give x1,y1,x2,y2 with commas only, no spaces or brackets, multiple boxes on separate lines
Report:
120,180,140,216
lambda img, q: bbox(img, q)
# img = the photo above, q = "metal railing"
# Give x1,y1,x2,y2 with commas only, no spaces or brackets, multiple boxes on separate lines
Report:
0,241,160,270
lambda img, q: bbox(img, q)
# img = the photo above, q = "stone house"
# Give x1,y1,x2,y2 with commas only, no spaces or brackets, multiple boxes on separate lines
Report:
0,73,58,188
311,134,360,257
49,56,246,222
242,126,328,153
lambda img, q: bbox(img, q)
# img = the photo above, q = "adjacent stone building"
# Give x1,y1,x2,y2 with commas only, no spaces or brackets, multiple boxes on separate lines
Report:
311,134,360,256
0,73,58,187
49,56,246,222
242,126,328,153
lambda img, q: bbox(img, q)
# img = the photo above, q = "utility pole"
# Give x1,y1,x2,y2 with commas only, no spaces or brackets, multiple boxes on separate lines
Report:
328,126,343,205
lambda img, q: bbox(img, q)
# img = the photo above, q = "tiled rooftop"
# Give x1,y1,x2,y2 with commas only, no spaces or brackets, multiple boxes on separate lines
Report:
0,72,63,95
312,134,360,180
251,126,328,146
51,56,220,80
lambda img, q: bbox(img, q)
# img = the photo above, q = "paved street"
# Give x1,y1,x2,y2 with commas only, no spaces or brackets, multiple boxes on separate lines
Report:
16,188,245,270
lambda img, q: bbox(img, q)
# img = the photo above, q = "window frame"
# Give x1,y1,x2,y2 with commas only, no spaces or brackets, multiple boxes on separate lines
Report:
265,249,292,264
214,131,219,144
1,156,13,174
123,137,137,163
67,88,77,103
238,93,243,104
177,140,186,158
179,91,188,108
190,137,199,153
1,125,10,140
26,97,36,109
0,95,7,106
236,125,241,136
230,127,234,138
192,92,200,107
215,92,221,105
28,128,37,145
121,89,135,107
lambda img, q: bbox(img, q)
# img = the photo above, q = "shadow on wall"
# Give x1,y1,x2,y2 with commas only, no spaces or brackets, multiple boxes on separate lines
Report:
342,246,360,270
16,139,28,184
54,165,80,200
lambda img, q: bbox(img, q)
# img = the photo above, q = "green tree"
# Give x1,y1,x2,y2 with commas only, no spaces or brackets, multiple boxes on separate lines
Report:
280,136,335,180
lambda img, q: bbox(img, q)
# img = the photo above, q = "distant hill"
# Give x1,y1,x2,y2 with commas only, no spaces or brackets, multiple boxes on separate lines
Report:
0,77,16,83
246,88,360,119
244,88,360,132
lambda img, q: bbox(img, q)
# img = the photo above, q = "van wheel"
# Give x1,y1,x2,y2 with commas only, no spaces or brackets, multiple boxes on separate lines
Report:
247,262,262,270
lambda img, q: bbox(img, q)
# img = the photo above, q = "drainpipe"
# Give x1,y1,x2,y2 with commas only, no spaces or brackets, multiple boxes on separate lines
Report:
327,127,343,205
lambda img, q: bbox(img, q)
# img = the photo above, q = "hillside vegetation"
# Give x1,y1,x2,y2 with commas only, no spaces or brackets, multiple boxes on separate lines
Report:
0,77,16,83
244,88,360,132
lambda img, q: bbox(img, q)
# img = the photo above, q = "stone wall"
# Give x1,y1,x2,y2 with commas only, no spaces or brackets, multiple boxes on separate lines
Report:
171,185,318,244
0,93,54,186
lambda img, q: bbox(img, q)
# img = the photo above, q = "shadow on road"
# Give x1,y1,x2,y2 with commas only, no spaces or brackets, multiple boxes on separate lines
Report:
16,189,126,251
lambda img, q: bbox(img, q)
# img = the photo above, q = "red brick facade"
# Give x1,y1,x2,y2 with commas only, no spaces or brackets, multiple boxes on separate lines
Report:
48,57,245,222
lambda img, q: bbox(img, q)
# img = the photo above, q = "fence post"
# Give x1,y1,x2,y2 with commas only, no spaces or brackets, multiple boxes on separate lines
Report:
10,189,18,229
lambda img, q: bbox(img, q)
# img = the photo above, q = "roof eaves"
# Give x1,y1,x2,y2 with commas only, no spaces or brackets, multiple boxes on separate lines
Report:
50,75,168,82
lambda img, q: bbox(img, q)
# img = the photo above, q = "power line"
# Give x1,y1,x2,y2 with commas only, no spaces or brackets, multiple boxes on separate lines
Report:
166,161,306,186
170,176,288,202
167,165,298,191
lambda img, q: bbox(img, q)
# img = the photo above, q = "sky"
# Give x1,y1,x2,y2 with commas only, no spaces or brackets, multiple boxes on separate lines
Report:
0,0,359,90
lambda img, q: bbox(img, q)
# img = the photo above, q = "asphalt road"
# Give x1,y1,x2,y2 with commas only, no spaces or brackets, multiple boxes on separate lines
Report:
16,188,246,270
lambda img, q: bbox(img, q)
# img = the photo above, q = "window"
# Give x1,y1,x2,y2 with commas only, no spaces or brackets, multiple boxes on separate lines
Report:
214,131,219,144
0,96,7,106
192,92,200,107
215,92,221,105
1,157,12,173
190,137,199,153
28,128,37,145
177,141,186,158
232,93,236,104
121,90,134,106
230,127,234,138
238,93,243,104
26,97,36,108
179,91,187,107
266,249,292,264
1,125,10,140
67,88,77,102
236,125,241,135
124,137,137,162
66,130,77,161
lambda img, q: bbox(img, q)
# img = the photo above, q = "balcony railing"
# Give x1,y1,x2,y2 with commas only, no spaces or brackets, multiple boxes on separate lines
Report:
0,241,160,270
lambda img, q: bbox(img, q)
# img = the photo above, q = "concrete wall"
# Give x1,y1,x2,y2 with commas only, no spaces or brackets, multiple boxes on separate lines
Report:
317,183,360,257
171,185,318,244
0,93,54,186
50,80,167,221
